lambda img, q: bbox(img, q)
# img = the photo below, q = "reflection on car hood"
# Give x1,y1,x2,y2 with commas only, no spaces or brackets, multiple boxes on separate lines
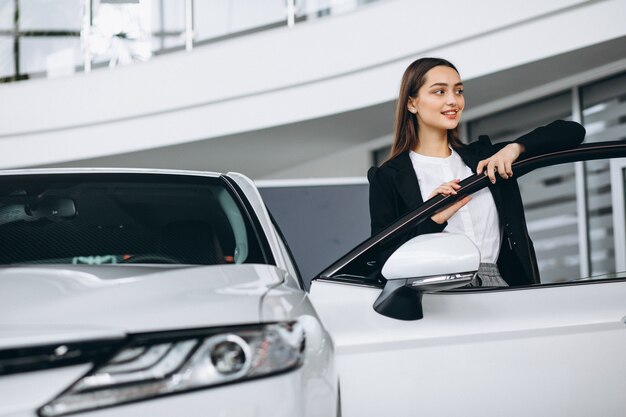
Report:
0,264,285,348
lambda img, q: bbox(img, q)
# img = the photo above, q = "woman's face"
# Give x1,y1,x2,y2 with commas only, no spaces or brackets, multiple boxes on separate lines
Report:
408,65,464,132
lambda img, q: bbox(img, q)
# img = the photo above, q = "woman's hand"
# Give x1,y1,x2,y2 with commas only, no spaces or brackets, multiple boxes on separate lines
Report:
476,143,525,183
428,179,461,199
431,196,472,224
429,179,472,224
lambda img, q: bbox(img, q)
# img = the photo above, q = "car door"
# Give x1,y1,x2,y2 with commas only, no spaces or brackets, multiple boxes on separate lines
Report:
309,142,626,417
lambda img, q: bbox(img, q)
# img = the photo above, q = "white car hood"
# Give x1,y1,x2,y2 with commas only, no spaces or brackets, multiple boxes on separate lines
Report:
0,263,285,348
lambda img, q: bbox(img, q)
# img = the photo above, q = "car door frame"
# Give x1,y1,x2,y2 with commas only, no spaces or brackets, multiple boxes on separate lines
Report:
313,141,626,286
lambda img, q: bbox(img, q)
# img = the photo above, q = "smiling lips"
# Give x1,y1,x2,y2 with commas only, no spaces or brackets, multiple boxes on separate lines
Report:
441,110,459,119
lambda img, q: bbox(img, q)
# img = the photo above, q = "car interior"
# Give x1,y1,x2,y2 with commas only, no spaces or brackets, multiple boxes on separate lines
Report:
0,174,267,266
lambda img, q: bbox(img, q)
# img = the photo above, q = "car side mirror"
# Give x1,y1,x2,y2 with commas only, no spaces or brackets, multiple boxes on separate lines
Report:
373,233,480,321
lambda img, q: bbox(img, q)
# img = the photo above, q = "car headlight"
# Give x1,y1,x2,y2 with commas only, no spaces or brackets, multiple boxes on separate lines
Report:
39,322,305,417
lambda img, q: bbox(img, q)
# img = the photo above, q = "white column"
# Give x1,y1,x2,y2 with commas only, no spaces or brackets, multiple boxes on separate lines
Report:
185,0,193,51
82,0,92,72
611,160,626,272
573,87,590,278
287,0,296,27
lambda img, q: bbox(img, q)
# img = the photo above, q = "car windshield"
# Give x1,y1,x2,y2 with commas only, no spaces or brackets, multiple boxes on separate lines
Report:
0,173,269,266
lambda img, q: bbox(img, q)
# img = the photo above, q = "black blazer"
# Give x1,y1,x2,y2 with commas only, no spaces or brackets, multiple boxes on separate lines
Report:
368,120,586,286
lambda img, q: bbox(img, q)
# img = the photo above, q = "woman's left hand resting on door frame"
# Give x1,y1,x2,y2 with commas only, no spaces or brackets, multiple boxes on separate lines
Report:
476,143,526,183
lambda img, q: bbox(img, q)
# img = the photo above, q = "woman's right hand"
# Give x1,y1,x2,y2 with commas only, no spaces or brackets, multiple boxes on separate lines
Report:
428,179,472,224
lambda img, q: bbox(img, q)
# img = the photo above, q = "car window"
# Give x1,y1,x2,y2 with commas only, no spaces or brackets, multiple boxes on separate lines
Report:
0,173,270,266
316,142,626,287
520,156,626,284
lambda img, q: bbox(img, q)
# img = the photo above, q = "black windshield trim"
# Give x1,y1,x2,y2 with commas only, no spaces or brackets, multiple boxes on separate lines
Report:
265,208,305,290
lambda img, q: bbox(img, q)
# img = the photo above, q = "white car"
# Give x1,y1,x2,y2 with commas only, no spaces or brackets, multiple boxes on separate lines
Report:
1,141,626,417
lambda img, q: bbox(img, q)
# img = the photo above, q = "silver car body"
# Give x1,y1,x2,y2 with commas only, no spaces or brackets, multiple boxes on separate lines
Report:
0,168,337,417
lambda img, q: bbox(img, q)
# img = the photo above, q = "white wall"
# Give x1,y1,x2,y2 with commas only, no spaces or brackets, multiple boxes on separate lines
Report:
0,0,625,169
261,134,391,179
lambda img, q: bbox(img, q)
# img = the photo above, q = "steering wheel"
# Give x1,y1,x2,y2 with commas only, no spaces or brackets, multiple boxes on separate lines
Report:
119,254,183,264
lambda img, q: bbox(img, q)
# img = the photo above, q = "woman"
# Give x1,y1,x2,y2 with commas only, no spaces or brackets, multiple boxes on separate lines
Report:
369,57,585,287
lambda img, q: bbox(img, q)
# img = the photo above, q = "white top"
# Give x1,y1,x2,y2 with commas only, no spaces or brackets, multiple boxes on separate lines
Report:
409,148,501,263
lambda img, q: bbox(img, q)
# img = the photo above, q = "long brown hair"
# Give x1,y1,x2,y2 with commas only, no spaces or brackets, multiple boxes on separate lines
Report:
387,57,464,162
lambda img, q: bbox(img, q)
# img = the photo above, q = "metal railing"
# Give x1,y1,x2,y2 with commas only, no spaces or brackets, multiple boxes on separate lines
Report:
0,0,384,84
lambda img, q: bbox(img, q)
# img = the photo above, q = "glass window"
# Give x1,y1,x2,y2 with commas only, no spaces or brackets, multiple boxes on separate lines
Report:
150,0,185,51
467,92,572,144
19,37,81,76
228,0,286,32
193,0,235,42
0,37,14,78
581,72,626,144
580,72,626,276
0,1,15,80
194,0,287,43
521,154,626,283
517,162,579,282
19,0,82,31
0,174,269,266
0,1,15,30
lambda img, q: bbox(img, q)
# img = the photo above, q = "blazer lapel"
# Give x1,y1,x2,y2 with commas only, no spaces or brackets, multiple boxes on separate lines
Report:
454,145,481,175
456,141,504,210
388,152,424,210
